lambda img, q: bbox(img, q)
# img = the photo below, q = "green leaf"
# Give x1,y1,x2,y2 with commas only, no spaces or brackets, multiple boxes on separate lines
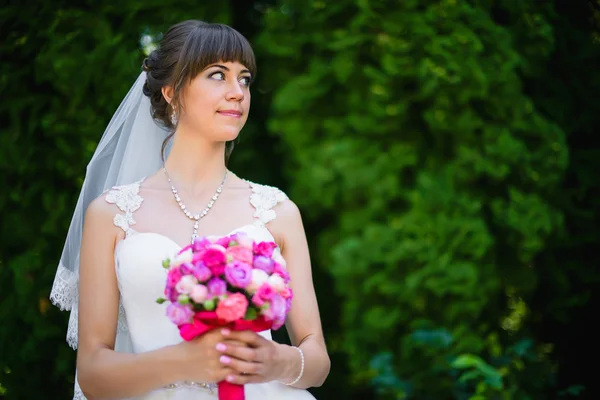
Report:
452,354,485,369
245,307,257,320
204,298,216,311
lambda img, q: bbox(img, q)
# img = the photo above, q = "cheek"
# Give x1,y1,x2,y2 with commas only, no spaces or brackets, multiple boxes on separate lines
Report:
243,91,251,109
184,95,213,120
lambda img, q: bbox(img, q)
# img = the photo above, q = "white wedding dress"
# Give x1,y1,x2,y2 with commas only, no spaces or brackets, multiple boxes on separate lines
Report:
67,177,316,400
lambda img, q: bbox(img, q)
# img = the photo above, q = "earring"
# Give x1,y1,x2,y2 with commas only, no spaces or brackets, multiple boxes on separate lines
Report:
170,107,178,126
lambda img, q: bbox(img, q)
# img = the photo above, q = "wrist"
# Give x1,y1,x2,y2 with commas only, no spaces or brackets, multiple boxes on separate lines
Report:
275,344,303,385
274,343,294,382
165,343,188,383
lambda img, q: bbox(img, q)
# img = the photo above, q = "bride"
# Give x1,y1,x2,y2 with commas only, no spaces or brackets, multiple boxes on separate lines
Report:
50,20,330,399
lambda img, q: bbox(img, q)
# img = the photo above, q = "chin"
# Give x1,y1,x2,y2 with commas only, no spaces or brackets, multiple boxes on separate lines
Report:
216,130,241,143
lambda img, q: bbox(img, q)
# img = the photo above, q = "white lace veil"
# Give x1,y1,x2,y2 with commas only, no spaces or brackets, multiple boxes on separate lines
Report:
49,71,170,350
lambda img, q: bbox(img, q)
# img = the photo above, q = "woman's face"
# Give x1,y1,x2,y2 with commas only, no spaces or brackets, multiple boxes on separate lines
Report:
177,61,251,142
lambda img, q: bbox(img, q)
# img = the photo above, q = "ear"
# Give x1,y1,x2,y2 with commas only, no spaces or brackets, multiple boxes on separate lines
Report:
161,85,174,105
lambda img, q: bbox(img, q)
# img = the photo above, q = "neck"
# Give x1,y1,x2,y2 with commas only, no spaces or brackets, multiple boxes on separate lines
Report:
163,127,228,194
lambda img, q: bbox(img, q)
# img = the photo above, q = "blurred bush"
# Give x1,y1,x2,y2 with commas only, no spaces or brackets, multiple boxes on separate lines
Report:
257,0,600,398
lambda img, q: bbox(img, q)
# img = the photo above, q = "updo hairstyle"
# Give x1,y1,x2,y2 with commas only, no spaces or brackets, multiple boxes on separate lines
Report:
142,20,256,161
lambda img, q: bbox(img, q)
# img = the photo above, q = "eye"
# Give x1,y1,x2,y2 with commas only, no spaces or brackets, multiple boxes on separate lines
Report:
209,71,226,80
240,76,252,87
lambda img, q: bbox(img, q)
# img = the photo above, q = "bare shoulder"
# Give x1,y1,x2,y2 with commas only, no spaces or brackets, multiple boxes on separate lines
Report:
269,197,306,250
83,192,122,237
87,192,117,219
273,198,302,222
83,180,143,237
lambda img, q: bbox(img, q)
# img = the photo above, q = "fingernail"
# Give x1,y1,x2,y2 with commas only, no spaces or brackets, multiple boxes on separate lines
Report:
220,355,231,364
216,343,227,352
221,328,231,335
227,375,235,382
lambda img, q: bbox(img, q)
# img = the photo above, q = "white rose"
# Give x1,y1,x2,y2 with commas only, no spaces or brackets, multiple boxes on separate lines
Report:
171,248,193,267
236,234,255,250
175,275,197,294
246,269,269,294
272,250,287,268
268,274,286,293
190,284,208,303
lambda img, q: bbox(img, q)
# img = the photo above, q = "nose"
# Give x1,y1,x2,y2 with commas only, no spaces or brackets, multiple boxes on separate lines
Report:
226,81,245,102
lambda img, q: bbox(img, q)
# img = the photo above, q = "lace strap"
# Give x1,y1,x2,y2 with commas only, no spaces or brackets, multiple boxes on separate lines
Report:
104,179,144,235
247,181,288,226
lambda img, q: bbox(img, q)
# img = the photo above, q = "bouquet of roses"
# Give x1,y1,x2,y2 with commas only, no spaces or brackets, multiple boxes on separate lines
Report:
156,232,293,400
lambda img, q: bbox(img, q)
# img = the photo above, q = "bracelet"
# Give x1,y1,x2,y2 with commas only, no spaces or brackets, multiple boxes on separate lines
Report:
282,346,304,386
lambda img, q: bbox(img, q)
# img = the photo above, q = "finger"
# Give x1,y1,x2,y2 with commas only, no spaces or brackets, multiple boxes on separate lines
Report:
214,366,237,383
221,329,264,347
222,338,248,348
225,372,263,385
217,342,261,363
220,354,264,376
203,328,227,343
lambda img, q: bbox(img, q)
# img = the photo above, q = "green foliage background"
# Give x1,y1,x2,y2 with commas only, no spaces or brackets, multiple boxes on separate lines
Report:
1,0,599,399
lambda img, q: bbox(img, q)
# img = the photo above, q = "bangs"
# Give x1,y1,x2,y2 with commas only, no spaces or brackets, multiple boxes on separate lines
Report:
173,23,256,88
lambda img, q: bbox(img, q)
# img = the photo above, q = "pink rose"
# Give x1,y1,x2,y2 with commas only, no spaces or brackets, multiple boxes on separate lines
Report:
166,303,193,325
167,267,183,288
216,236,232,248
273,263,290,283
192,263,212,282
272,315,286,330
192,250,206,264
251,283,275,307
279,286,292,299
192,237,211,252
175,275,198,294
216,293,248,322
224,262,252,288
207,278,227,297
164,287,178,302
226,246,254,265
202,244,227,275
234,233,255,250
285,297,292,314
179,262,194,275
246,269,269,294
254,241,277,258
253,256,274,274
190,284,209,303
263,294,286,329
267,274,286,293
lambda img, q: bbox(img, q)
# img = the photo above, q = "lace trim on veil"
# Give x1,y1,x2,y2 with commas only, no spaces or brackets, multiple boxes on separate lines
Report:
49,180,144,350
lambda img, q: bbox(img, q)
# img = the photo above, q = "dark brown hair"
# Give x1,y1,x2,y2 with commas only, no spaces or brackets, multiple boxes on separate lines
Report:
142,20,256,162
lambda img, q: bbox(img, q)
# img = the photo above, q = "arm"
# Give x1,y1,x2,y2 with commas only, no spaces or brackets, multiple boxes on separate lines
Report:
217,199,331,388
271,199,331,388
76,197,230,398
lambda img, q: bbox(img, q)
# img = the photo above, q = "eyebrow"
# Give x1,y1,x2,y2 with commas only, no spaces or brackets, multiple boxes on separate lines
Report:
205,64,251,75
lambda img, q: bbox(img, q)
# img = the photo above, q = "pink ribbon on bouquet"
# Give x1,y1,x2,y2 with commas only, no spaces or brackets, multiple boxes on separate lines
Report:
178,311,273,400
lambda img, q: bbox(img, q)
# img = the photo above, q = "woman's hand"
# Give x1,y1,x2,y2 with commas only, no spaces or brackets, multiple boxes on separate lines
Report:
174,328,244,384
215,328,297,385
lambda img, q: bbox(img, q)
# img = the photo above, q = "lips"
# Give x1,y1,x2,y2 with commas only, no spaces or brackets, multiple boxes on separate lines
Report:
217,110,242,117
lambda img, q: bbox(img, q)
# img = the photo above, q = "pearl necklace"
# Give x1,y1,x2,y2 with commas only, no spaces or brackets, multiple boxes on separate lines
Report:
162,166,228,243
